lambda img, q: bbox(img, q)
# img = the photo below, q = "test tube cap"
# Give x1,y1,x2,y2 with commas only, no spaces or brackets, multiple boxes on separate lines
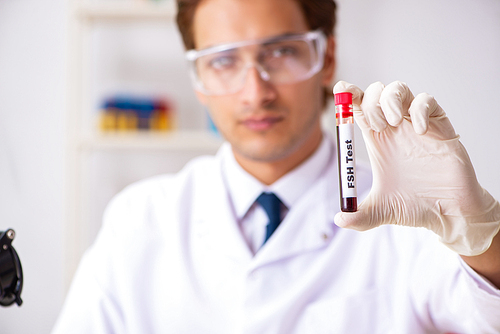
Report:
335,92,353,105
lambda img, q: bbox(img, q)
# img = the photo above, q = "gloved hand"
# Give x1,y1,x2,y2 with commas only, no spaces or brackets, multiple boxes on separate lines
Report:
333,81,500,256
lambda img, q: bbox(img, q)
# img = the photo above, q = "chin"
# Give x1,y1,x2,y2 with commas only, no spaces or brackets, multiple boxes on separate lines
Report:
236,140,298,163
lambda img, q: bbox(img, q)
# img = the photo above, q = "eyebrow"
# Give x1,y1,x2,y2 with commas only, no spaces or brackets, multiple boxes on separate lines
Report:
263,32,307,46
203,31,305,50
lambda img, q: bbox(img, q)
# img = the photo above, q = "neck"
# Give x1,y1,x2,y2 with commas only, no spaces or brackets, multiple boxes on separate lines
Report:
233,130,323,185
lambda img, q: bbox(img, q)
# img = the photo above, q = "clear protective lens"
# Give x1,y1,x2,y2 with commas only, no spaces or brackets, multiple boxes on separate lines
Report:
259,39,315,83
186,30,326,95
195,49,247,95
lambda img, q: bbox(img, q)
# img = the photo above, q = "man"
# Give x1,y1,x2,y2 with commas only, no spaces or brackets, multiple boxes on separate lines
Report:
53,0,500,332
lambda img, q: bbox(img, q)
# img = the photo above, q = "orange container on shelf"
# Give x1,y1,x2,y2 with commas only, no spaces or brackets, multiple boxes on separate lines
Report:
99,95,176,132
151,99,175,131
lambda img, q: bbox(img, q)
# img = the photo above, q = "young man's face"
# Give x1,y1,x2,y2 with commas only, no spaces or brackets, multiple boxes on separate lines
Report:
193,0,334,165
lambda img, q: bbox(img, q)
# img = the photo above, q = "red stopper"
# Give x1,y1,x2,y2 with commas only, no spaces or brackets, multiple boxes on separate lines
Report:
334,92,353,105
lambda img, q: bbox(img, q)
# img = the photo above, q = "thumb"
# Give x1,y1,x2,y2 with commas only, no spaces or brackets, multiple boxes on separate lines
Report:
334,202,380,231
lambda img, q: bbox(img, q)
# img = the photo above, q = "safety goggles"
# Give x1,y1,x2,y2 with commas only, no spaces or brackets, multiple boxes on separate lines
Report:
185,30,327,96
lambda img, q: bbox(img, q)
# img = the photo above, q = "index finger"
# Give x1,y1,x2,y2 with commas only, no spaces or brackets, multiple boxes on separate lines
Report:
333,81,364,105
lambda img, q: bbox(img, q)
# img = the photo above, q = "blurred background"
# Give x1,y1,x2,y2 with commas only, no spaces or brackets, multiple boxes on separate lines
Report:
0,0,499,332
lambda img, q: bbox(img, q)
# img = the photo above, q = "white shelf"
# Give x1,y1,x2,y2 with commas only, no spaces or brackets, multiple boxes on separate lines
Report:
75,1,176,21
66,0,210,292
78,130,223,151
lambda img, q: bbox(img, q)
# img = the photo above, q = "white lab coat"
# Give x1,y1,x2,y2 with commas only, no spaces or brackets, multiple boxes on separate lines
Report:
53,142,500,334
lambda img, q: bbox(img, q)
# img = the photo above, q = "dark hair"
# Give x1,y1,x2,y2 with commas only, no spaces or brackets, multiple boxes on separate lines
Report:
176,0,337,105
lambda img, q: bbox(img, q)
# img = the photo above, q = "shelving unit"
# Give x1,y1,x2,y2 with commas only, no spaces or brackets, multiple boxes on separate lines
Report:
65,0,222,289
75,1,176,20
78,130,222,151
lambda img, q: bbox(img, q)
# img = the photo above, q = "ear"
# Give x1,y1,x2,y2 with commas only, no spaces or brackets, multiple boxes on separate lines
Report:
321,36,336,86
195,90,208,106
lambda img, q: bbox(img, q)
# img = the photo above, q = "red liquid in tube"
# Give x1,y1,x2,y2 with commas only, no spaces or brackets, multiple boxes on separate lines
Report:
335,92,357,212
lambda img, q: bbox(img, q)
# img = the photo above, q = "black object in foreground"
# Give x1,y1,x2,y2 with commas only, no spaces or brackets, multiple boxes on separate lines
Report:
0,229,23,307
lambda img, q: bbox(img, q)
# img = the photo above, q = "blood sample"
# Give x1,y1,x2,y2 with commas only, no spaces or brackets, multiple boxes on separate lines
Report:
335,92,357,212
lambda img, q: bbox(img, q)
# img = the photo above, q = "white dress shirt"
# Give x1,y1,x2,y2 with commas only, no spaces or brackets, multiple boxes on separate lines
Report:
52,134,500,334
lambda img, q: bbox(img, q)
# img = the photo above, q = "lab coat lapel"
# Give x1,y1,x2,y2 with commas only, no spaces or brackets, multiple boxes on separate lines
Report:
191,157,253,262
251,158,340,269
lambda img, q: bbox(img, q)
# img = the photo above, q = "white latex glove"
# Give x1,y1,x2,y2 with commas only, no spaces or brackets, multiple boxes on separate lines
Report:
333,81,500,256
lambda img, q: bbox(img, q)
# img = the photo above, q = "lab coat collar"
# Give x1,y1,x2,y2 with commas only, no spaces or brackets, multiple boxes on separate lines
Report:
251,144,339,269
220,142,264,221
191,150,254,262
192,136,340,268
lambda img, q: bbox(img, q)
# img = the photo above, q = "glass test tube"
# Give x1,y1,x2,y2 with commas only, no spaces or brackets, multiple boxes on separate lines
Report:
335,92,357,212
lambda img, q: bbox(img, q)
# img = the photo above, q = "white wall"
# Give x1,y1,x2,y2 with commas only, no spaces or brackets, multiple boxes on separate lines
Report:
335,0,500,200
83,17,213,260
0,0,498,333
0,0,66,333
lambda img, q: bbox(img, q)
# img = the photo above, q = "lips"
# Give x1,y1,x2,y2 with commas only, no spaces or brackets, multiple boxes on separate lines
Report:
241,116,284,131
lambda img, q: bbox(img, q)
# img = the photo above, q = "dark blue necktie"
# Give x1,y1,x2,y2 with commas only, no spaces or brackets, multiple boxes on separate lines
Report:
256,192,283,245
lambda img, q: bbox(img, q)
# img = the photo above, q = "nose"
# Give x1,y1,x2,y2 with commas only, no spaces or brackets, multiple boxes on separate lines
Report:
239,66,277,108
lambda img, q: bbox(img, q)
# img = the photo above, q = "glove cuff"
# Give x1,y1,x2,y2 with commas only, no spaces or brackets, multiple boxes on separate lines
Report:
439,197,500,256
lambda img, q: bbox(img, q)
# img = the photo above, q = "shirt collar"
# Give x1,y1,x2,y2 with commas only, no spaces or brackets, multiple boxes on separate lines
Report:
221,133,333,220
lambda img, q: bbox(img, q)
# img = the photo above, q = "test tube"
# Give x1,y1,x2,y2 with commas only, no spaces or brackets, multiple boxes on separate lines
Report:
335,92,357,212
